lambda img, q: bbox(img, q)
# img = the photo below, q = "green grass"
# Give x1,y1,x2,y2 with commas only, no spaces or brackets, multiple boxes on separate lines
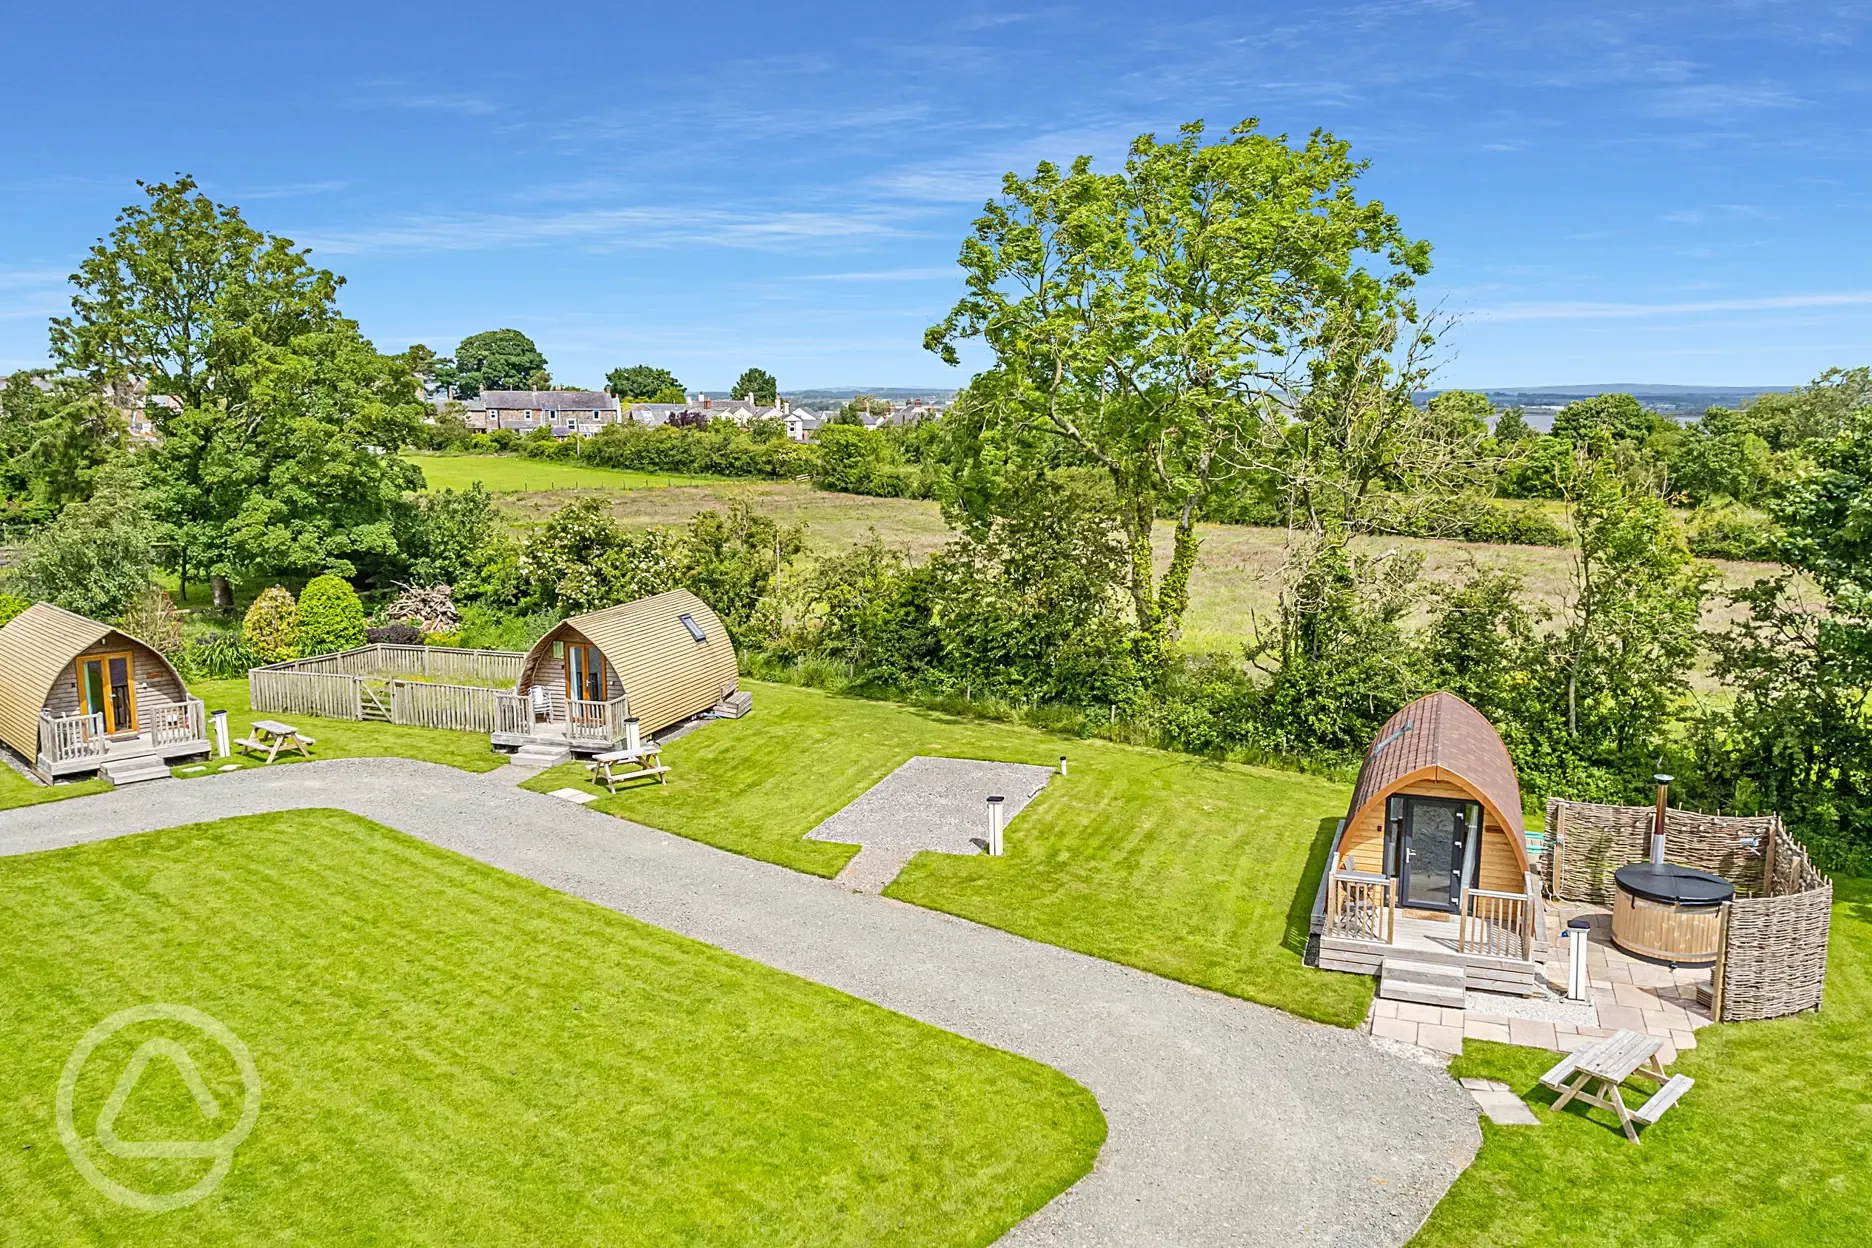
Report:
408,452,715,493
0,765,109,812
177,679,507,777
525,681,1369,1026
1413,877,1872,1247
0,810,1104,1245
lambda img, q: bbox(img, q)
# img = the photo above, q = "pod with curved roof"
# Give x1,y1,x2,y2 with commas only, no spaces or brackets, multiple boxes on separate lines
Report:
495,589,739,750
0,602,211,778
1335,691,1528,913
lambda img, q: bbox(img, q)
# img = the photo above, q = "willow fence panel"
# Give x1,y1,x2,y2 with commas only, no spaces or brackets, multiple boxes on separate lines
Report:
1543,799,1776,903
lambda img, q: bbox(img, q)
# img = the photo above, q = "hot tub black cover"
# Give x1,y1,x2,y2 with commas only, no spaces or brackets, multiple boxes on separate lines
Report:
1614,863,1736,908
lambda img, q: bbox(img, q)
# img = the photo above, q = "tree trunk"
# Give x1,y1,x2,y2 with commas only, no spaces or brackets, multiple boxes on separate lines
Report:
177,550,188,604
211,574,234,613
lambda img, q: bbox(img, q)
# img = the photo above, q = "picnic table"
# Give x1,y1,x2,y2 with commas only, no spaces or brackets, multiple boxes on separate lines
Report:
236,719,316,764
1541,1029,1694,1144
586,743,669,793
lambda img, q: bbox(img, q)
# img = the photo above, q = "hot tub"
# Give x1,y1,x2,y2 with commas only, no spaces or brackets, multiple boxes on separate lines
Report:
1611,863,1734,965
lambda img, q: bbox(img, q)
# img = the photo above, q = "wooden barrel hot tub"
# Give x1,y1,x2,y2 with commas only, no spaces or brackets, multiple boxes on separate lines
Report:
1611,863,1733,965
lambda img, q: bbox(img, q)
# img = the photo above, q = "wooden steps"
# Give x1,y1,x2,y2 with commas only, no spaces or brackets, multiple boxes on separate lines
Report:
1378,957,1466,1008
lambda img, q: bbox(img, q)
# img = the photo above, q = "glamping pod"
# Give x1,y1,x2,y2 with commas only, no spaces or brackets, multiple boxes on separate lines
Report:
0,602,211,781
1310,692,1544,992
1337,691,1529,910
493,589,740,753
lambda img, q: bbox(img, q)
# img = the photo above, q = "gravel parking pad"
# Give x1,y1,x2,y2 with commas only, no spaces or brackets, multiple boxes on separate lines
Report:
806,755,1057,891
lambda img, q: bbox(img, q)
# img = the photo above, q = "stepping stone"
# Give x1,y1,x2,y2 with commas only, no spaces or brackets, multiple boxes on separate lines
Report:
1466,1085,1541,1126
179,766,207,775
218,764,241,772
549,787,599,805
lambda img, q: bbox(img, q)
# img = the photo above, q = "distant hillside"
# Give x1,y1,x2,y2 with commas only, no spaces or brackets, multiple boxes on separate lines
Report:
1428,384,1795,418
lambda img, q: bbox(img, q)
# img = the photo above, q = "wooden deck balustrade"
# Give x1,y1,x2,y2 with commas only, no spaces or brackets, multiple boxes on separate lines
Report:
1325,870,1396,944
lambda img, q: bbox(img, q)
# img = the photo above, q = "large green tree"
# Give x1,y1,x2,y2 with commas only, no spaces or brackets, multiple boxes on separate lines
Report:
926,118,1430,656
732,367,778,405
50,177,425,606
605,365,683,402
451,329,547,397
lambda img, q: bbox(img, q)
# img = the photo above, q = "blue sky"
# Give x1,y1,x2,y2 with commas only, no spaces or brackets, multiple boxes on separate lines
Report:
2,1,1867,392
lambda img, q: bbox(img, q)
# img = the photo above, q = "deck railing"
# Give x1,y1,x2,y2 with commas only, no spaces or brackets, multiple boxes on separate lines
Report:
1459,887,1536,961
1324,869,1396,944
39,711,106,765
567,695,629,746
150,697,207,747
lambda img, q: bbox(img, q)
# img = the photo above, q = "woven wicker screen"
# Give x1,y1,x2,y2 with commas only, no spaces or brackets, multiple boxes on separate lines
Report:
1716,835,1832,1022
1542,799,1776,904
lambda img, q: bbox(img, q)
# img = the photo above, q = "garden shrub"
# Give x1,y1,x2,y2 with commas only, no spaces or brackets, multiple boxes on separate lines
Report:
242,586,299,662
120,586,184,655
0,592,30,629
1685,508,1776,561
179,631,259,680
1455,502,1568,547
296,574,367,655
366,623,424,645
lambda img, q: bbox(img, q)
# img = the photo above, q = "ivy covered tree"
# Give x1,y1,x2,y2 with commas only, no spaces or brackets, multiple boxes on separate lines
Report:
927,118,1431,660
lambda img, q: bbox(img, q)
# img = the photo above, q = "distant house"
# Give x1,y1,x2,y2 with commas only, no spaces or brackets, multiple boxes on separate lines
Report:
478,390,621,437
782,409,823,441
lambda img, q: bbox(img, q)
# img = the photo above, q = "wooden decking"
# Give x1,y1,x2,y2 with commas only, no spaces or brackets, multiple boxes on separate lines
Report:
1319,910,1544,995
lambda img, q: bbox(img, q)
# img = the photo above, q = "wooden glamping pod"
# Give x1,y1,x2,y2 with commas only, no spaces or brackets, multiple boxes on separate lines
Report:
492,589,741,755
1314,692,1544,995
0,602,211,784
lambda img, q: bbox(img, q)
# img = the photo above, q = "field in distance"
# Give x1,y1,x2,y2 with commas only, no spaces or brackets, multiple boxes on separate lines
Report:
409,452,715,493
478,475,1781,654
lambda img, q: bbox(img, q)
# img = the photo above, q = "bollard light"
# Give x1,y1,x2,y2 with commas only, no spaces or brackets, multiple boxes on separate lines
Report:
210,709,230,759
1058,755,1068,777
987,795,1006,857
1565,917,1592,1002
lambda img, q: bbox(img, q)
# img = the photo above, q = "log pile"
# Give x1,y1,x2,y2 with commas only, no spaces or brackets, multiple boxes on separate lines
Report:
385,583,459,634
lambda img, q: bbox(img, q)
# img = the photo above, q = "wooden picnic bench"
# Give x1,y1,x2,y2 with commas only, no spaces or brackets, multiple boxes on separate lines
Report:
1540,1028,1694,1143
235,719,316,764
586,743,669,793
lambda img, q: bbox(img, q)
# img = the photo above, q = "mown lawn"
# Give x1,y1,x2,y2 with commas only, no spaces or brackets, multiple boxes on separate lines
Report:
408,452,715,493
0,811,1104,1245
1413,877,1872,1247
179,679,506,776
0,765,108,812
525,680,1370,1026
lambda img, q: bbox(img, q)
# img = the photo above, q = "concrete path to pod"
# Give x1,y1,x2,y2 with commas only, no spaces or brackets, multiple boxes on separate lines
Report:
0,760,1480,1245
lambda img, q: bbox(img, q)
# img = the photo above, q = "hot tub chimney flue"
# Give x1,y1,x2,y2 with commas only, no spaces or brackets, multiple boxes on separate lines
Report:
1651,773,1673,866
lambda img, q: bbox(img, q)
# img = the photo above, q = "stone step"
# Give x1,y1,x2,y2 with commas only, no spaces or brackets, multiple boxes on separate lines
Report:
509,744,572,768
1379,957,1467,1009
712,690,753,719
101,754,173,787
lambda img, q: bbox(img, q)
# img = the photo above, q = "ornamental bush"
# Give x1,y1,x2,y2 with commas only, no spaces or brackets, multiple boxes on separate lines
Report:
0,592,30,629
296,574,367,656
242,586,299,662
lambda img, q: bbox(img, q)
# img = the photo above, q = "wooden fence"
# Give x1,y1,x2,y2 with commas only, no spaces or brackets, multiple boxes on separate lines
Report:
1323,870,1395,944
1544,797,1832,1023
249,644,525,733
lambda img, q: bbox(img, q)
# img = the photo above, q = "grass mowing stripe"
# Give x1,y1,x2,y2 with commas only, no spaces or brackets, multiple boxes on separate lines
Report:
0,810,1103,1245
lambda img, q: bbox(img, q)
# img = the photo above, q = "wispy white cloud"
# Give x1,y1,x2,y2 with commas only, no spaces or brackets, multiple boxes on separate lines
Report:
350,83,499,116
800,267,958,282
304,205,918,256
235,179,352,200
1475,292,1872,322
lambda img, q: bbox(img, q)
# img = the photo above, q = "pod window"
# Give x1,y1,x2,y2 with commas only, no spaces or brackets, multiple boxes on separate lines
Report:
679,613,706,643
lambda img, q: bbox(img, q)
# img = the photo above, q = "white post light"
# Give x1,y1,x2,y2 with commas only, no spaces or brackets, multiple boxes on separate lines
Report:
987,795,1006,857
1565,917,1592,1002
623,718,641,752
1058,755,1068,777
210,710,230,759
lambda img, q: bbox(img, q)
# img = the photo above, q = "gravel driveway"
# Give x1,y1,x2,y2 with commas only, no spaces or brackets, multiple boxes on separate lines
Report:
0,761,1479,1245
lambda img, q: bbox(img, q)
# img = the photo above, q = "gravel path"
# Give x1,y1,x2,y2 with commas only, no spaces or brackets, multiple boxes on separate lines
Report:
0,761,1479,1245
808,755,1057,891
